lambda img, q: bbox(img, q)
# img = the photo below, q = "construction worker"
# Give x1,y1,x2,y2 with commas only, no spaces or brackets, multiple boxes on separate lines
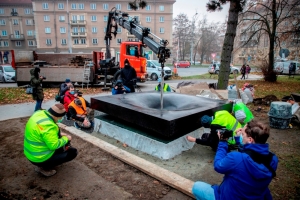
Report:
155,78,171,92
232,99,254,126
24,103,77,177
68,96,93,129
186,110,242,151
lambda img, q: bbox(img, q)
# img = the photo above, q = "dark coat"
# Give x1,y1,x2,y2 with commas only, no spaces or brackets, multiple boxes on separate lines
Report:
30,68,44,100
120,65,137,92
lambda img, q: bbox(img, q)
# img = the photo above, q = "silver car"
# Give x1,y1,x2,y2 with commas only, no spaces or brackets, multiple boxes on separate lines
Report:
147,60,172,80
208,63,239,74
0,65,16,82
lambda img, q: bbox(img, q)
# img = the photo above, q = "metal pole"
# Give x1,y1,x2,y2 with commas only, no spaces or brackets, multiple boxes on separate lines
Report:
160,62,165,114
67,0,72,53
177,38,179,62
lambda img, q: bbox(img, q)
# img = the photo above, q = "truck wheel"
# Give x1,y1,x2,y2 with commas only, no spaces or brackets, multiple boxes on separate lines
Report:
151,73,158,81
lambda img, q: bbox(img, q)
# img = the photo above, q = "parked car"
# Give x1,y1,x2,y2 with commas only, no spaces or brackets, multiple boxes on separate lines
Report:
31,60,52,67
174,61,190,68
208,63,239,74
0,64,16,82
147,60,172,80
274,61,300,74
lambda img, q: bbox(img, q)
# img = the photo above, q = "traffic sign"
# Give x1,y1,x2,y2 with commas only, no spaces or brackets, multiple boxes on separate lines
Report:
211,53,216,58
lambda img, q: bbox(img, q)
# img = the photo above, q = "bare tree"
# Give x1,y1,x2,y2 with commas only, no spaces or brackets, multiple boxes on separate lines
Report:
238,0,300,81
207,0,247,89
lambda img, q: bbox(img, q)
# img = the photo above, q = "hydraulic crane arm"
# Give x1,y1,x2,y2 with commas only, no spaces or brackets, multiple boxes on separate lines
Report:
104,8,171,64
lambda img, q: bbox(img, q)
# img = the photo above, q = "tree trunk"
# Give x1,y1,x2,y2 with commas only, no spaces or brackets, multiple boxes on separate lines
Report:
200,52,205,65
217,2,239,89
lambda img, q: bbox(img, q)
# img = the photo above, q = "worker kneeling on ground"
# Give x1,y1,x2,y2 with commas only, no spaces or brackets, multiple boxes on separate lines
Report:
186,110,242,151
155,78,171,92
112,79,131,95
24,103,77,177
68,95,94,129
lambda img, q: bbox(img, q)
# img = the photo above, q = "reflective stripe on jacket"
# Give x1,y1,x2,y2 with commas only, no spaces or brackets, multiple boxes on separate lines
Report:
233,102,254,125
68,97,87,116
211,110,242,144
24,110,68,163
155,83,170,92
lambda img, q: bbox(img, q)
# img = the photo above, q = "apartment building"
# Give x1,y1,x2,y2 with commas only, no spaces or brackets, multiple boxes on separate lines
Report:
0,0,36,61
32,0,175,60
233,2,300,66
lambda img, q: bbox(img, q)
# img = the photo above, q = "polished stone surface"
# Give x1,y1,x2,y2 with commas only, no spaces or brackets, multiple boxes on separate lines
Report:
91,92,232,139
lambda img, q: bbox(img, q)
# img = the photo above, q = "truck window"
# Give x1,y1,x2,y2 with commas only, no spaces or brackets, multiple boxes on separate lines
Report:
126,45,138,56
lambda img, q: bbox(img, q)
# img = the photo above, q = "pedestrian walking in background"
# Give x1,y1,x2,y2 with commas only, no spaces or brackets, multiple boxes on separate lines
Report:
246,65,251,79
30,67,44,112
240,65,246,80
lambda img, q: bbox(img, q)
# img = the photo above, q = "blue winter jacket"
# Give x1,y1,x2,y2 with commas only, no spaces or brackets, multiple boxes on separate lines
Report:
212,141,278,200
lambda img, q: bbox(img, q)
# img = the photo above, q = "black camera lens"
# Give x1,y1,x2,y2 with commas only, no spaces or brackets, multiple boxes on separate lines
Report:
42,76,46,80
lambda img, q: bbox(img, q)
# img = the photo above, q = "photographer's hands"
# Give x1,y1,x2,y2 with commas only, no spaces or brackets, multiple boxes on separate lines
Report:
217,130,228,141
61,132,72,141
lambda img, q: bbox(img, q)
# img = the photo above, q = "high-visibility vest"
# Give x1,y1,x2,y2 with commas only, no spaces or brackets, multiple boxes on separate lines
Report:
155,84,169,92
24,110,68,163
233,102,254,125
68,97,87,116
212,110,242,145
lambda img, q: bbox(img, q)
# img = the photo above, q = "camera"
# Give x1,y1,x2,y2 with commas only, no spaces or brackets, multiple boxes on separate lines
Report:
42,76,46,80
217,128,233,140
116,83,123,90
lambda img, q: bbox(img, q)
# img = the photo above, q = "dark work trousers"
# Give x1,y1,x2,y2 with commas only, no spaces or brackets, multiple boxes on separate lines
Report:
31,147,77,170
241,73,246,80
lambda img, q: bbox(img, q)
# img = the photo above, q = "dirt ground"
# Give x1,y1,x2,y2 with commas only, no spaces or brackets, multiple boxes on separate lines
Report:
1,104,300,200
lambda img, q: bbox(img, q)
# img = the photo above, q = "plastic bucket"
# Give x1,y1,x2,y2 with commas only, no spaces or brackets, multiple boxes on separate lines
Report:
268,101,292,129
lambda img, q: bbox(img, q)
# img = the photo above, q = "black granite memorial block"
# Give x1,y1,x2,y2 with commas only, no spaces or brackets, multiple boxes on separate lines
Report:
91,92,232,139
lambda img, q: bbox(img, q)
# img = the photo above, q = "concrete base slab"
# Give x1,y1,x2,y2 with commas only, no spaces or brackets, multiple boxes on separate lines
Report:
93,115,202,160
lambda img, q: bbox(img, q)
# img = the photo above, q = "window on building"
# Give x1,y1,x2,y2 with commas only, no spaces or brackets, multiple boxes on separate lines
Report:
0,19,5,25
0,9,4,14
44,15,50,21
71,4,76,9
59,16,65,21
43,3,49,9
80,27,85,33
28,40,34,46
159,27,164,33
117,27,122,33
92,27,97,33
12,8,17,13
61,39,67,45
127,4,132,10
46,39,52,45
146,16,151,22
13,19,18,25
27,30,33,36
2,30,7,36
45,27,51,33
3,41,9,46
73,27,78,34
60,27,66,33
90,3,96,10
26,19,32,25
104,15,108,21
159,6,164,11
24,8,31,14
79,15,85,21
91,15,97,21
117,38,122,44
78,4,84,10
74,38,79,44
104,27,107,32
103,4,108,10
81,38,86,44
146,5,151,10
92,38,98,44
116,4,121,10
15,41,21,46
58,3,64,9
159,16,164,22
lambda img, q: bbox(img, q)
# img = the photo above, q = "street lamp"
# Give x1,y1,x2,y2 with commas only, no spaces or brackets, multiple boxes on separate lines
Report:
190,12,198,65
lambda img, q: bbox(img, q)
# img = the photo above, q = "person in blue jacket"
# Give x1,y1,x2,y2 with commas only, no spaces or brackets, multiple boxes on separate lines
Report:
192,120,278,200
112,79,131,95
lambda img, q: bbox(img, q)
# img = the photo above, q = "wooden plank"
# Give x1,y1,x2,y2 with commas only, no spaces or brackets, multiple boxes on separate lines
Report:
59,124,195,199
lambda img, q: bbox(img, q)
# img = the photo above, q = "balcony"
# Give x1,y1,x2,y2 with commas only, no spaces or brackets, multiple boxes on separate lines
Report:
10,34,24,41
27,35,36,39
11,12,18,16
71,32,87,37
238,54,246,57
70,20,86,25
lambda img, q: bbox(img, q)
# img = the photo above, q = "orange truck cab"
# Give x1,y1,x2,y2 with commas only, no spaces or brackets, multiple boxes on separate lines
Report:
119,41,148,82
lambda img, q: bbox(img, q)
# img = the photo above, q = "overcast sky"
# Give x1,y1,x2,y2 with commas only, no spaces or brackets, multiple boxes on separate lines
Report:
173,0,230,23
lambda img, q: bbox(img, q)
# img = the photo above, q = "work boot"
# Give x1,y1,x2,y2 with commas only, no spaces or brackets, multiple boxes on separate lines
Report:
35,167,56,177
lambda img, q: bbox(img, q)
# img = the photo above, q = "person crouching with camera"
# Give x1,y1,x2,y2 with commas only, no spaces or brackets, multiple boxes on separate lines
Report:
191,120,278,200
112,79,131,95
68,96,93,130
30,67,46,112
